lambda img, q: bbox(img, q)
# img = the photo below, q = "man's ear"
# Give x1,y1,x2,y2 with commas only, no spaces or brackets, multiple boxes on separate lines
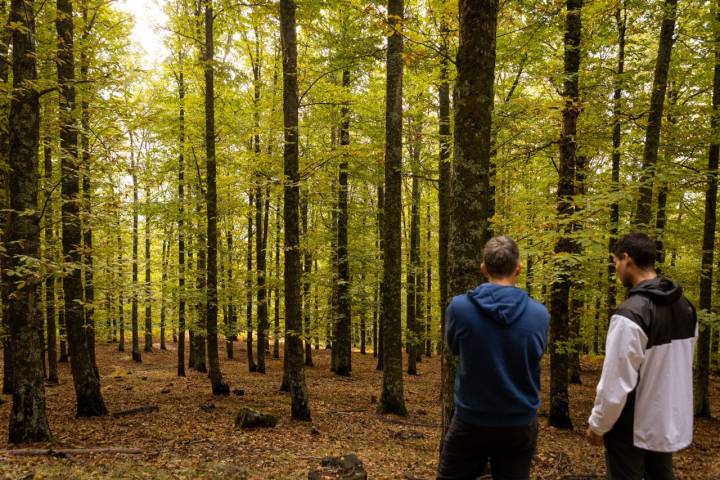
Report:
480,262,488,278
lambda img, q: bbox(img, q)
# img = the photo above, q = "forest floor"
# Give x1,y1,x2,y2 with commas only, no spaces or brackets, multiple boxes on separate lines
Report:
0,342,719,479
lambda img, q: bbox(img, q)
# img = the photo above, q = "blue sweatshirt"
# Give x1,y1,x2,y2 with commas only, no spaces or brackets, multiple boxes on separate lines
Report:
446,283,549,427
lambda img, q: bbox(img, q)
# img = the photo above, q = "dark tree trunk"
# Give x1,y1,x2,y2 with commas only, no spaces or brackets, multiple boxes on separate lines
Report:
379,0,407,416
425,204,432,357
569,155,587,386
655,86,677,270
0,0,11,396
695,0,720,418
144,186,153,353
407,123,422,375
607,3,625,339
160,238,168,350
335,68,352,376
226,231,235,359
280,0,311,420
203,0,228,395
633,0,678,228
376,184,384,370
5,0,52,443
177,60,186,376
438,15,453,437
192,212,207,373
329,151,338,370
443,0,498,440
246,191,257,372
57,0,107,417
301,195,314,367
548,0,582,430
117,230,125,353
130,136,141,363
44,138,59,385
274,199,281,359
255,185,268,373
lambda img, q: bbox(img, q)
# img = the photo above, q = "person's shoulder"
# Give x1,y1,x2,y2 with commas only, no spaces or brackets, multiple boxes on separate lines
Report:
524,297,550,327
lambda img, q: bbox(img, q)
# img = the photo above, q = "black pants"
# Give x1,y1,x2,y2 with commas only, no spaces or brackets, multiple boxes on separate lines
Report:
437,416,538,480
604,436,674,480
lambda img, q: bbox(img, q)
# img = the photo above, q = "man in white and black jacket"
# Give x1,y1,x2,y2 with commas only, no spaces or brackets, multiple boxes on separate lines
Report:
586,232,698,479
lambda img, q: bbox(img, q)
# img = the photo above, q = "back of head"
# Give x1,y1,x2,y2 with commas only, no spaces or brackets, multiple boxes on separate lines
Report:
483,236,520,279
612,232,655,270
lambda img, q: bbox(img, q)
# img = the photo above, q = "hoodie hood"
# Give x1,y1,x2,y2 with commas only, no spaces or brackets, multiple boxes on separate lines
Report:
628,276,682,306
466,283,529,326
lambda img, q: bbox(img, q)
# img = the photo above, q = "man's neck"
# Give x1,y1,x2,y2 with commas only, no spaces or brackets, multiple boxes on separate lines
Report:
488,278,515,287
632,269,657,287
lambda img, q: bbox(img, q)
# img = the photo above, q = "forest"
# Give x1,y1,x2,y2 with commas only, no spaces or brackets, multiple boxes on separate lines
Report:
0,0,719,478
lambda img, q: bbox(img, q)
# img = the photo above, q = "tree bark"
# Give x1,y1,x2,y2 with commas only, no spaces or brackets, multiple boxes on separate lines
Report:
442,0,498,440
130,134,141,363
160,238,168,350
117,229,125,353
144,186,153,353
273,198,281,359
694,0,720,418
246,191,257,372
548,0,582,430
280,0,311,420
633,0,678,228
225,231,235,358
44,137,59,385
569,155,587,386
57,0,107,417
5,0,52,443
379,0,407,416
407,121,422,375
177,58,186,376
335,68,352,376
376,184,384,370
301,194,314,367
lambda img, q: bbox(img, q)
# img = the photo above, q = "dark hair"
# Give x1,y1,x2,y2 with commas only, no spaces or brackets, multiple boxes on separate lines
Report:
482,236,520,278
612,232,656,269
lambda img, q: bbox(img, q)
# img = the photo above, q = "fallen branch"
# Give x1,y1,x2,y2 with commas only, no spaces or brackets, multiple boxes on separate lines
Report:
8,448,144,456
112,405,159,418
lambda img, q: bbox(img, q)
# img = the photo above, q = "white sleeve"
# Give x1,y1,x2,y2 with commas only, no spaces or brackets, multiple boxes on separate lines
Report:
588,314,647,435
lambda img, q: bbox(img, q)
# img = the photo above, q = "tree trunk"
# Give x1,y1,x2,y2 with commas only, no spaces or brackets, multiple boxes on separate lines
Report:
246,191,257,371
606,3,625,342
335,68,352,376
192,211,207,373
280,0,311,420
569,155,587,386
256,185,268,373
144,186,153,353
274,199,281,359
425,204,432,357
44,137,59,385
301,194,314,367
57,0,107,417
226,231,235,359
407,122,422,375
633,0,678,228
548,0,582,430
177,59,186,376
130,135,141,363
160,238,168,350
376,184,384,370
5,0,52,443
0,0,12,397
379,0,407,416
442,0,498,441
695,0,720,418
117,229,125,353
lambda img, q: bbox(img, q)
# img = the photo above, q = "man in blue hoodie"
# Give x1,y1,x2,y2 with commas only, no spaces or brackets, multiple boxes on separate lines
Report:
437,236,549,480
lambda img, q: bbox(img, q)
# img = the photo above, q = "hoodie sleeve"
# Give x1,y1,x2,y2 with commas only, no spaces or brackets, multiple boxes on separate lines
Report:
588,314,647,436
445,301,460,356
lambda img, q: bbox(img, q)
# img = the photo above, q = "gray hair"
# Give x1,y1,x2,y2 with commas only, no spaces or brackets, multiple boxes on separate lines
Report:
482,236,520,278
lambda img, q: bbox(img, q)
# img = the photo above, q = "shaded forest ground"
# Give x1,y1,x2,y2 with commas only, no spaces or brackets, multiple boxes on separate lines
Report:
0,341,718,479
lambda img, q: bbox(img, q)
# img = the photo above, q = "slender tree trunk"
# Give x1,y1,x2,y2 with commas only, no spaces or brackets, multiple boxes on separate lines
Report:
633,0,678,228
44,138,59,385
376,184,384,370
246,191,257,372
256,185,268,373
379,0,407,415
144,186,153,352
177,61,186,376
407,120,423,375
118,230,125,353
193,210,207,373
335,68,352,376
569,155,587,385
425,204,432,357
313,258,320,350
273,202,281,359
57,0,107,416
442,0,498,441
280,0,311,420
226,231,235,358
130,136,141,363
301,195,314,367
438,13,453,438
607,3,625,338
160,238,168,350
5,0,52,442
548,0,582,430
695,0,720,418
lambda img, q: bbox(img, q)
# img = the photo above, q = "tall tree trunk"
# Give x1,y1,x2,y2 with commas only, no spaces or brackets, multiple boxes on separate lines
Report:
438,12,453,438
255,185,268,373
376,184,384,370
160,239,168,351
607,3,626,341
117,229,125,353
301,194,314,367
273,200,281,359
425,204,432,357
379,0,407,415
695,0,720,418
44,137,59,385
548,0,582,430
226,231,235,359
569,155,587,385
130,135,141,363
57,0,107,416
280,0,311,420
335,68,352,376
5,0,52,443
192,209,207,373
246,191,257,371
633,0,678,228
0,0,12,396
144,186,153,352
407,123,422,375
177,60,186,376
442,0,498,440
